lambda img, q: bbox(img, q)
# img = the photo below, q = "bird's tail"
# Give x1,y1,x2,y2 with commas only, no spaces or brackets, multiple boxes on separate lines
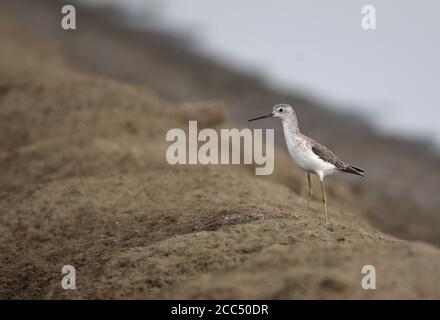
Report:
341,165,364,177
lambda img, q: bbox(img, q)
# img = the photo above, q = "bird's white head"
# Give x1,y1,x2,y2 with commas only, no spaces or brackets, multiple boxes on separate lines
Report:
248,103,298,129
272,103,296,121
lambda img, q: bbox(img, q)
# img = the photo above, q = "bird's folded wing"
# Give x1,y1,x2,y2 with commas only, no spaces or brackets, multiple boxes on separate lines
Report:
311,142,345,169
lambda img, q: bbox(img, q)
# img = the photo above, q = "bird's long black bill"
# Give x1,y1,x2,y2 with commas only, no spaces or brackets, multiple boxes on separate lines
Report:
248,114,273,122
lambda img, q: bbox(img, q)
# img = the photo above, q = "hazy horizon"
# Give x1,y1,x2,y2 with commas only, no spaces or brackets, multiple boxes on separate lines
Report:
80,0,440,147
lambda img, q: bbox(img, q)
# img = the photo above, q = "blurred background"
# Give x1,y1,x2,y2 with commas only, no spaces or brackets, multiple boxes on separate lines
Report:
57,0,440,244
2,0,440,234
2,0,440,299
3,0,439,243
78,0,440,146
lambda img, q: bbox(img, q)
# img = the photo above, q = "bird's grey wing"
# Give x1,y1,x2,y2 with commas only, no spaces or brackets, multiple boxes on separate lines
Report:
310,140,345,169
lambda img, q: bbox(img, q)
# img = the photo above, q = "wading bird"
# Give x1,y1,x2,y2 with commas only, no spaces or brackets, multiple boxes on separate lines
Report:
249,104,364,224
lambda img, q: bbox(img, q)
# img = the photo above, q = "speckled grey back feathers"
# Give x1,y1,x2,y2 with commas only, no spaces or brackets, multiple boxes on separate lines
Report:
307,135,364,176
308,137,346,169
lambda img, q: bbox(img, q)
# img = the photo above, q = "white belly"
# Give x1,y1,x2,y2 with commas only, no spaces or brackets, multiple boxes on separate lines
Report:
284,136,337,177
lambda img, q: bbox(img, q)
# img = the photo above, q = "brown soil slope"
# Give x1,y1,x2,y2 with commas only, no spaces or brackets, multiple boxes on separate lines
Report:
1,17,440,299
4,0,439,247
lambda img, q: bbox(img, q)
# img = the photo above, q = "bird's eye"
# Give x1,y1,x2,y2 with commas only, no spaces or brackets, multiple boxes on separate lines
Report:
278,108,284,113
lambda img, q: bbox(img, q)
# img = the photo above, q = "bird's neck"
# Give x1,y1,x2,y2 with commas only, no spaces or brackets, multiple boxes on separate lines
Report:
281,118,300,136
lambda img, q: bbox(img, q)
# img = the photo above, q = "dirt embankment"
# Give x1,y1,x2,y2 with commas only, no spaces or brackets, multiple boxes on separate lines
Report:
1,16,440,299
3,0,439,247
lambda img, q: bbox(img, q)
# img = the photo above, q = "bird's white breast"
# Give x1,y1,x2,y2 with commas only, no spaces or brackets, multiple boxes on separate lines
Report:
282,126,337,177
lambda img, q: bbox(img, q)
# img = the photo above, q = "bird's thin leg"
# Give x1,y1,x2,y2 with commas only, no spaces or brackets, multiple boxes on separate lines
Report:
306,173,313,209
320,179,328,224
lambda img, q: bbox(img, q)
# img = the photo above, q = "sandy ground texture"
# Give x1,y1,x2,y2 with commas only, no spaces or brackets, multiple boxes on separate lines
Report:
1,16,440,299
3,0,440,248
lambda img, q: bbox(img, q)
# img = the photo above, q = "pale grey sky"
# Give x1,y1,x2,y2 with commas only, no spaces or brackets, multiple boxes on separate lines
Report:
81,0,440,145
